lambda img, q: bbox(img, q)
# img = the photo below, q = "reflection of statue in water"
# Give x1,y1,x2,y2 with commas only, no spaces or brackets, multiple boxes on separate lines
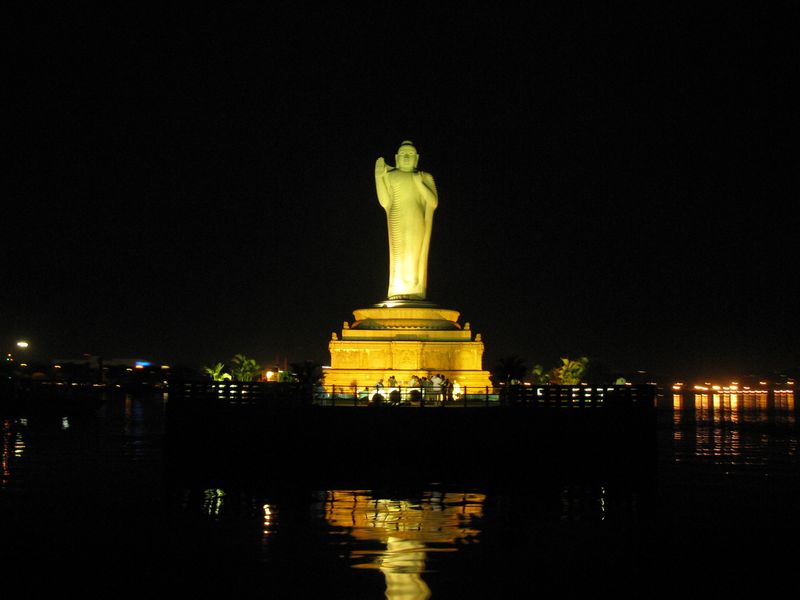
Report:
375,141,438,300
382,538,431,600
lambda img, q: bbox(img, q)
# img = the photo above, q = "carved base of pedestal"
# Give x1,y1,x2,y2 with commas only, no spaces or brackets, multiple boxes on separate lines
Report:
325,306,492,390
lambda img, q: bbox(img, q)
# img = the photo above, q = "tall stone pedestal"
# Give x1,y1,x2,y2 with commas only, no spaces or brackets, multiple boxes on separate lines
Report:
325,304,491,391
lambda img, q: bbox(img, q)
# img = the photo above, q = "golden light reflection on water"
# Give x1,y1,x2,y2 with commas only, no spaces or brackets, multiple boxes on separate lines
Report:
1,419,27,488
671,390,796,462
673,391,795,420
2,420,12,486
775,391,796,411
262,503,275,537
323,490,485,600
202,488,225,517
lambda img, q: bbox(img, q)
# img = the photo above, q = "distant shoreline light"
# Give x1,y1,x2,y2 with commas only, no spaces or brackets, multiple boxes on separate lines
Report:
673,379,796,393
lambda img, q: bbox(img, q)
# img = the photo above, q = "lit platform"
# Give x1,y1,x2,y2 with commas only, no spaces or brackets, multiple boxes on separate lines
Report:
325,305,492,390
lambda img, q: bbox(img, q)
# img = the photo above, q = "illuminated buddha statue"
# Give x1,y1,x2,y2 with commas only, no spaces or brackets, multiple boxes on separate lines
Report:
375,141,438,300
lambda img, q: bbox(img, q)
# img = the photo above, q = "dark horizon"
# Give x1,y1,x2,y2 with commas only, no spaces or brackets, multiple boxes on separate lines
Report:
4,5,797,382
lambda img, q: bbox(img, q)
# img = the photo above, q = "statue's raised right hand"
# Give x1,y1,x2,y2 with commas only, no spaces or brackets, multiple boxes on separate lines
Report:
375,157,388,176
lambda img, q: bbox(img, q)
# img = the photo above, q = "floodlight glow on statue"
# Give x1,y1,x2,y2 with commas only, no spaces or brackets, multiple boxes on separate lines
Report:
325,140,492,390
375,141,438,300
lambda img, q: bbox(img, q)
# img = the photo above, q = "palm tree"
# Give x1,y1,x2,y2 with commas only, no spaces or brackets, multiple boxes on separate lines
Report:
202,362,231,381
530,364,549,384
230,354,261,382
548,356,589,385
490,355,528,386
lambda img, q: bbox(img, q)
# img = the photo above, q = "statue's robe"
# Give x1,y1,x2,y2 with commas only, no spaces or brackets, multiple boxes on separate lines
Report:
385,170,432,299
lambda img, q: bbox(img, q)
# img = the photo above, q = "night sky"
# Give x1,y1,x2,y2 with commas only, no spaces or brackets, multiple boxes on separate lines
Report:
5,4,797,380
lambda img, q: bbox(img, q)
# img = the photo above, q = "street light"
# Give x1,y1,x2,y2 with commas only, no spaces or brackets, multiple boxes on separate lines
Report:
11,341,31,368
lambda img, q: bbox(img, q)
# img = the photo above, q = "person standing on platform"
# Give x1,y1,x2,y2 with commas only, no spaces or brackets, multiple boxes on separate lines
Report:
430,373,443,403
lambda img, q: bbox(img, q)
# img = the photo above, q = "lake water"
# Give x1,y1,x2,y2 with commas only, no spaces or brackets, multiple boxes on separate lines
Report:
1,390,797,597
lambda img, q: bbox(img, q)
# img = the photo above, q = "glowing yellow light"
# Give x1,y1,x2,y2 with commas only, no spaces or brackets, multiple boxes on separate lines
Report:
16,341,29,349
266,370,275,381
134,365,144,370
203,488,225,517
711,385,721,390
14,431,26,457
161,365,170,370
54,365,61,369
20,363,27,367
263,504,274,535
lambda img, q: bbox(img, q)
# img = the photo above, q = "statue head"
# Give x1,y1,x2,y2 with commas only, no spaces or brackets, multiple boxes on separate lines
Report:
395,140,419,172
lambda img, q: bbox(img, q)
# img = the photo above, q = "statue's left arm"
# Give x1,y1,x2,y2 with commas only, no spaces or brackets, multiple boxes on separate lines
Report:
415,171,438,211
416,171,438,293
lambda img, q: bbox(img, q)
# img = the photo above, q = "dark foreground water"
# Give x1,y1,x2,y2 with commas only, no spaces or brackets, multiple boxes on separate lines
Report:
1,391,797,597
